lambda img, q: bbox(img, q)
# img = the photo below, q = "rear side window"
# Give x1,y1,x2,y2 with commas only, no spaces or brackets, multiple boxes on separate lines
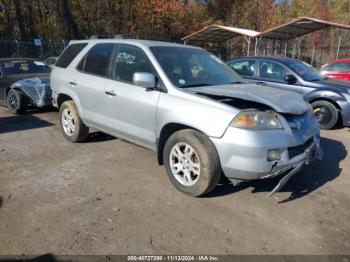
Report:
56,43,87,68
228,60,255,76
80,43,114,77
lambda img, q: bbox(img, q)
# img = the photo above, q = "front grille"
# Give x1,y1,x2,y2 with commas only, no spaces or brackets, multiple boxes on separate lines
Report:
288,138,313,159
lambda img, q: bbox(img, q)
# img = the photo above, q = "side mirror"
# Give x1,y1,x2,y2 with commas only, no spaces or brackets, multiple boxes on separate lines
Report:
133,72,156,88
284,74,297,85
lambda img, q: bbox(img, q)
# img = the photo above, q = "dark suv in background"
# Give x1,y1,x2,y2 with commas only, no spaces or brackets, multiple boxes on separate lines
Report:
227,56,350,129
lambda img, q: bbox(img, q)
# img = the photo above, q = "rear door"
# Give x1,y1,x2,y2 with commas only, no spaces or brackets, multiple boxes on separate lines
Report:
104,44,161,149
72,43,114,128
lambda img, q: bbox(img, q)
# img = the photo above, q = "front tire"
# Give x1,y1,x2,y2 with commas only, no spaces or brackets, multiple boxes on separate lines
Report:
59,101,89,142
311,100,338,130
163,129,221,197
7,89,25,114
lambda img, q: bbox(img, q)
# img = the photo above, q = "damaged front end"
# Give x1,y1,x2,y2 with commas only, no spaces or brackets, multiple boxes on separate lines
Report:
189,84,322,196
10,77,52,108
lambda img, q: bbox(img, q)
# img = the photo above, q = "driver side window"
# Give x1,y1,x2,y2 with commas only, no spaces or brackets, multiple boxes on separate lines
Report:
113,44,154,83
259,60,288,81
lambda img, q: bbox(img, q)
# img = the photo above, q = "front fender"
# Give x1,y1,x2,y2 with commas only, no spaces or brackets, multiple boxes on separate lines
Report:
156,91,237,138
304,90,346,103
304,90,350,126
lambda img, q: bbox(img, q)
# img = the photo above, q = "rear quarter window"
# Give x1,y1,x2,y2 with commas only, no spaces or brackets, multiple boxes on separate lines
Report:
79,43,114,77
56,43,87,68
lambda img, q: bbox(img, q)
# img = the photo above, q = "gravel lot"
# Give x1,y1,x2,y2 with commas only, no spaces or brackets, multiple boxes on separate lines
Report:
0,106,349,255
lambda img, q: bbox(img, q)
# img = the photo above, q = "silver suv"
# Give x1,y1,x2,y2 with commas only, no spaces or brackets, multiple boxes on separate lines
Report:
51,39,322,196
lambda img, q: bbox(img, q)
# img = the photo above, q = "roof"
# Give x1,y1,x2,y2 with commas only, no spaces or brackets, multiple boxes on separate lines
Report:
69,39,194,48
181,24,260,42
258,17,350,40
227,55,300,63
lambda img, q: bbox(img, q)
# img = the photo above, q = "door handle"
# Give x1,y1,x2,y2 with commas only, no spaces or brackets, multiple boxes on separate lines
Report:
105,90,116,96
256,81,266,86
69,81,77,87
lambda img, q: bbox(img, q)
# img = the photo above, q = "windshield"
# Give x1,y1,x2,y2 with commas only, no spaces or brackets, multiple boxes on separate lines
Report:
2,60,50,76
150,46,244,88
284,60,326,81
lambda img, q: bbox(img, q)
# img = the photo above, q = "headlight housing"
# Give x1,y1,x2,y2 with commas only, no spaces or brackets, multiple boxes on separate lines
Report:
231,110,283,130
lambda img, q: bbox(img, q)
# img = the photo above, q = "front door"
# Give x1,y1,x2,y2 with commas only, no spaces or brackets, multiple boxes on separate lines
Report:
256,60,305,94
104,44,161,149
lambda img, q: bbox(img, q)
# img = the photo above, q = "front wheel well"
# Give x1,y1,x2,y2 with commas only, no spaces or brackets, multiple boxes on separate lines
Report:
157,123,201,165
309,97,341,111
309,97,343,123
6,87,18,97
57,94,73,108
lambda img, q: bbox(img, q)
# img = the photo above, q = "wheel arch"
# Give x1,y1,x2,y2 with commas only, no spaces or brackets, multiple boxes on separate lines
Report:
309,97,342,111
57,93,74,109
6,86,21,98
157,123,203,165
308,97,343,124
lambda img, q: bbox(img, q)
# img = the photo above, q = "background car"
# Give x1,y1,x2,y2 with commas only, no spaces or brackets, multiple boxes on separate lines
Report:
44,56,58,69
320,58,350,81
227,56,350,129
0,58,51,113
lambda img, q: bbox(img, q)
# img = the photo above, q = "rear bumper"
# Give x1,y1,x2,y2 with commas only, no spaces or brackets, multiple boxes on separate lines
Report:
210,118,321,180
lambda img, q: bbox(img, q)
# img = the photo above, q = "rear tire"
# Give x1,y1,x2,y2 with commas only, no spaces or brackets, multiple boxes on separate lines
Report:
59,101,89,142
163,129,221,197
7,89,25,114
311,100,338,130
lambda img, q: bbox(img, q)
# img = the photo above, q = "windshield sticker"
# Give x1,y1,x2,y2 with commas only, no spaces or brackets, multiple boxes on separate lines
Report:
20,63,29,71
34,61,45,66
116,52,135,64
179,79,186,85
3,61,14,68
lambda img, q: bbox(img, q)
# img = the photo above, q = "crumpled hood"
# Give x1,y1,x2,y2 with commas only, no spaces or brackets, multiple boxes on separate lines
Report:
186,83,308,115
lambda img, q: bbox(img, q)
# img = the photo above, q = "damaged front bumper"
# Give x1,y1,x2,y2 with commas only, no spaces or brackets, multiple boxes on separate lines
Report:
210,112,322,195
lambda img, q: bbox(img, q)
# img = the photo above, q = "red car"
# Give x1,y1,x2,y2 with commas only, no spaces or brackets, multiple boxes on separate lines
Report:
320,58,350,81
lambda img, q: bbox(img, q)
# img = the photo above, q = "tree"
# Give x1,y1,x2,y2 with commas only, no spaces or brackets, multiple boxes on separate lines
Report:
56,0,80,39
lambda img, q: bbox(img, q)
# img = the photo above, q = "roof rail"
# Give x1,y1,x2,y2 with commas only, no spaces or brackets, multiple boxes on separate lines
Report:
89,34,133,40
114,34,128,39
90,35,112,39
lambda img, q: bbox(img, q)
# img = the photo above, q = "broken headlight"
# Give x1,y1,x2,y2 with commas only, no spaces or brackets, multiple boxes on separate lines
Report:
231,110,283,130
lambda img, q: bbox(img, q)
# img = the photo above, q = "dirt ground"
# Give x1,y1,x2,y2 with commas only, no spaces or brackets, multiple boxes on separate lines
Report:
0,106,349,255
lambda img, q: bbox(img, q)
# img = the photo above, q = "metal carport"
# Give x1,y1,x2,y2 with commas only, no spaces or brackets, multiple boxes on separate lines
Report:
257,17,350,64
181,24,260,56
182,17,350,65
